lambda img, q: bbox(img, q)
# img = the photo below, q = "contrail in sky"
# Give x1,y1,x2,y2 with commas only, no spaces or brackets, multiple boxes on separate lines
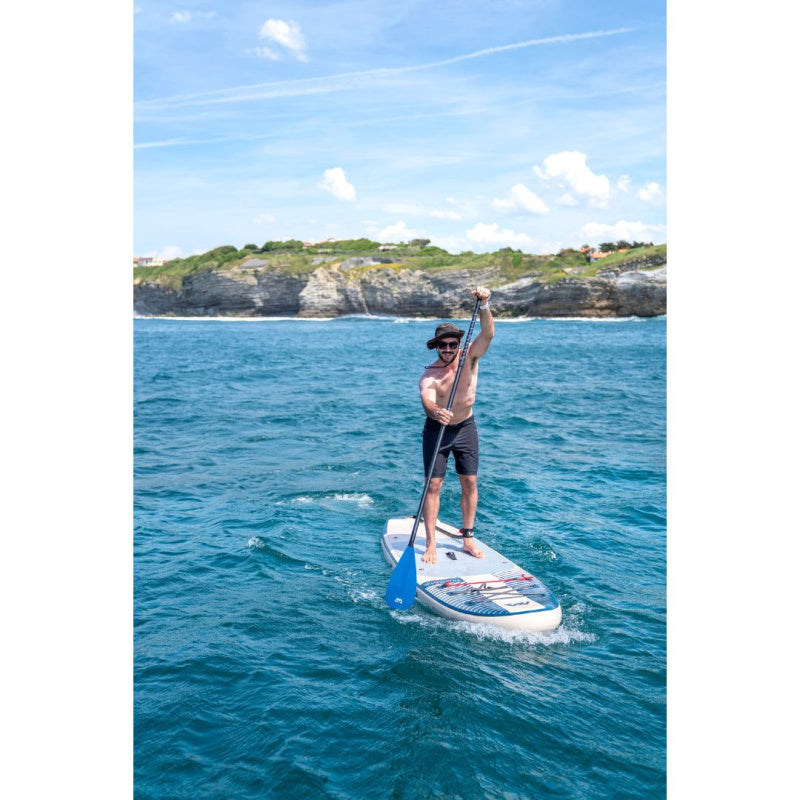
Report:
136,28,634,111
407,28,634,69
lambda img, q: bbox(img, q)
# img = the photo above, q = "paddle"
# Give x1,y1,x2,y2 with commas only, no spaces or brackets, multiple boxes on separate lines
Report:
385,296,483,610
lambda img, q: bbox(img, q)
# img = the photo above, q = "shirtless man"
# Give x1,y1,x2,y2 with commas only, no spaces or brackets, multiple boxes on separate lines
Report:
419,286,494,563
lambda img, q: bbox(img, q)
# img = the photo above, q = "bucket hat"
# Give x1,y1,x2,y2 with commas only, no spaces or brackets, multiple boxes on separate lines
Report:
426,322,466,350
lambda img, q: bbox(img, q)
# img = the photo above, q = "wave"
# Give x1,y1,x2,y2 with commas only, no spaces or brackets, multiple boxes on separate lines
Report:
388,606,596,647
135,313,664,324
135,315,338,322
504,315,660,322
279,492,375,509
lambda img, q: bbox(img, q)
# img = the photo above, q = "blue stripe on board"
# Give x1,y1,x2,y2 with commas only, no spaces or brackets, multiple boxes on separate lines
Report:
420,571,559,617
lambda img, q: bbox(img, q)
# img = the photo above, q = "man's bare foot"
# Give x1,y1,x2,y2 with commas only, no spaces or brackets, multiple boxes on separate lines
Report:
462,539,484,558
422,544,437,563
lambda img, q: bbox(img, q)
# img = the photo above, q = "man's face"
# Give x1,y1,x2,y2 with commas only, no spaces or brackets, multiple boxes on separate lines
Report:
437,338,460,363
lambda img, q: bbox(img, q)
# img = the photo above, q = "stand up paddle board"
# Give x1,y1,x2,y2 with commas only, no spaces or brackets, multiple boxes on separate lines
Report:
382,517,562,632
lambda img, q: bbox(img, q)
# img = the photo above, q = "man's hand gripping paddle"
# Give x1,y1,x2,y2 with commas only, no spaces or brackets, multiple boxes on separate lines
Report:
385,297,483,611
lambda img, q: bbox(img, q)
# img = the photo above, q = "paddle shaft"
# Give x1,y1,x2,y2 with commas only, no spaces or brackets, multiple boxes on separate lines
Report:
406,297,483,548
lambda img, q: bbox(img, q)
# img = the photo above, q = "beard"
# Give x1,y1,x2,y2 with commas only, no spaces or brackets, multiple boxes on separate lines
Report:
440,349,459,364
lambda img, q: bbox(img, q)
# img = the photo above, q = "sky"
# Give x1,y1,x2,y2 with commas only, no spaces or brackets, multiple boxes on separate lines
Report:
134,0,666,258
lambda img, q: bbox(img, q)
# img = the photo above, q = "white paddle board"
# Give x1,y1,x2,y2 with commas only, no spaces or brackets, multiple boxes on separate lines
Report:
382,517,562,632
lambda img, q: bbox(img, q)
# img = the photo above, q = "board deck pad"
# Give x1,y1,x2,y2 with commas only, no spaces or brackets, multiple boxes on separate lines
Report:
382,517,561,631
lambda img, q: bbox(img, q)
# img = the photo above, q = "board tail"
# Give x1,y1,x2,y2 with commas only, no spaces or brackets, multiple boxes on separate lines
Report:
385,545,417,610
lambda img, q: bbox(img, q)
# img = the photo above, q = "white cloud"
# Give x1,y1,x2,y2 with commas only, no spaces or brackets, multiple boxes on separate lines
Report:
253,212,277,225
617,174,632,192
638,182,664,202
429,234,467,252
466,222,533,247
170,10,216,24
377,220,419,241
534,151,610,208
319,167,356,202
493,183,549,215
580,220,666,244
556,193,578,207
259,19,308,62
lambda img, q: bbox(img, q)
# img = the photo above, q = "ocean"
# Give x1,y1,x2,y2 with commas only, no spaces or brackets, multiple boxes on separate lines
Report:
134,314,666,799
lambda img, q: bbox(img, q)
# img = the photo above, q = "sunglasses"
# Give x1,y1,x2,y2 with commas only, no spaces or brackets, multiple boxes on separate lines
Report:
437,340,460,350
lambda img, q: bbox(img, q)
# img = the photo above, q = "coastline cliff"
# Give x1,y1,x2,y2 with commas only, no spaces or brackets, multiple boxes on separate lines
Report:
133,244,666,319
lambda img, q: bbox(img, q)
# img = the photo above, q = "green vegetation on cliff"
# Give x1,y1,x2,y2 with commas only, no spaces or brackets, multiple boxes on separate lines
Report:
134,240,666,292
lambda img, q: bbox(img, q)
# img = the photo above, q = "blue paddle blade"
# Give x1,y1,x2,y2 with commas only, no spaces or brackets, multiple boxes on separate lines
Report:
385,545,417,610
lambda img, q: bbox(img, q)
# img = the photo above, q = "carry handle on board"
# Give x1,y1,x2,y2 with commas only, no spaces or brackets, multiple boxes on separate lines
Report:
385,296,483,610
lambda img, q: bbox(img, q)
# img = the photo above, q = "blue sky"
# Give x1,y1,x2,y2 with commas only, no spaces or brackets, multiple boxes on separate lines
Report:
134,1,666,258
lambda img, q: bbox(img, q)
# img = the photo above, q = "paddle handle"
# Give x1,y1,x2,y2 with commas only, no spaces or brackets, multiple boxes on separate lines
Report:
407,297,482,548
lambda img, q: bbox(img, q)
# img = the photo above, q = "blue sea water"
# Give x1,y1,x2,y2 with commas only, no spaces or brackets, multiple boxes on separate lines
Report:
134,314,666,799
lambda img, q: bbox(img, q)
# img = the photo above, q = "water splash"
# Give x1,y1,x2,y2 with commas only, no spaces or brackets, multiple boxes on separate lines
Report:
281,492,374,509
247,536,266,549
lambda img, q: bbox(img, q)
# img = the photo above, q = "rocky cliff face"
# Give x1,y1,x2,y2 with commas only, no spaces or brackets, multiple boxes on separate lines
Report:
134,261,666,318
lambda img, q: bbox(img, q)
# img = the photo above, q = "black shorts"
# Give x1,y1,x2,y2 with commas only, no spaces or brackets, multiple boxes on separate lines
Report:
422,416,479,478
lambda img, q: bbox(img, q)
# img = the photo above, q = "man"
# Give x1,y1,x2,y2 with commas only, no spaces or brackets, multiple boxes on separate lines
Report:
419,286,494,563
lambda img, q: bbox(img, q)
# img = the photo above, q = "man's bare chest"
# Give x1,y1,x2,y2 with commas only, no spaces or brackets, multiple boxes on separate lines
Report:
425,362,477,394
